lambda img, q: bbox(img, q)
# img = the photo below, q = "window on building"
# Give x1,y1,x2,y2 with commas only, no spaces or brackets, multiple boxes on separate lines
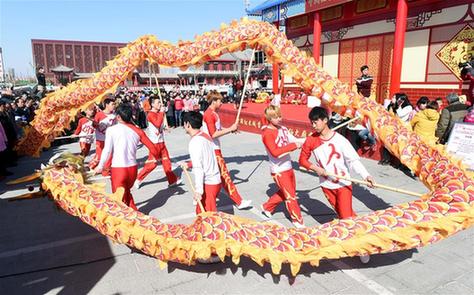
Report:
254,51,266,65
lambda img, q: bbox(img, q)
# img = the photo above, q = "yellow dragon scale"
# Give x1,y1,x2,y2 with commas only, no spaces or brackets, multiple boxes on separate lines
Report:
15,19,474,276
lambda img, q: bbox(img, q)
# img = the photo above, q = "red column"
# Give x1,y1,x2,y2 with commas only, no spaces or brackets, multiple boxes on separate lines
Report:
272,22,280,94
389,0,408,96
313,12,321,64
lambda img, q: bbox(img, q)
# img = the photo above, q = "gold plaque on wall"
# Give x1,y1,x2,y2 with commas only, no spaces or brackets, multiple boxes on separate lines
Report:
321,5,343,22
356,0,387,14
436,24,474,80
289,15,309,30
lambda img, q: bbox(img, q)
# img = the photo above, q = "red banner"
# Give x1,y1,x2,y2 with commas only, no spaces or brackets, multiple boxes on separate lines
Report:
305,0,352,12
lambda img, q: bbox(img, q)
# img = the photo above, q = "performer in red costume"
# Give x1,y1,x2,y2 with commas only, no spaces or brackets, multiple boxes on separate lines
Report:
135,96,181,189
181,111,221,214
299,106,375,262
73,106,95,157
260,105,305,228
89,98,116,176
202,91,252,210
182,111,223,264
94,104,159,211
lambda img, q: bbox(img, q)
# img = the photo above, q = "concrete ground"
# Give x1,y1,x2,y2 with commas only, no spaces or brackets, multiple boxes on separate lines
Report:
0,127,473,295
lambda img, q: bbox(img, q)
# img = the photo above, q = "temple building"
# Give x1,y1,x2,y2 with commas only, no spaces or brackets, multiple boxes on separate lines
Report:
248,0,474,103
31,39,160,84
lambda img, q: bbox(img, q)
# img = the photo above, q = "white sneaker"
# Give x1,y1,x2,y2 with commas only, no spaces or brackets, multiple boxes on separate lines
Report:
261,205,272,219
134,179,141,190
292,222,305,229
168,177,183,188
236,199,252,210
359,255,370,264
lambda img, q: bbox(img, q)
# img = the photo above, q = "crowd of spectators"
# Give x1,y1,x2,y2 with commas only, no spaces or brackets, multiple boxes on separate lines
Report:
0,88,41,179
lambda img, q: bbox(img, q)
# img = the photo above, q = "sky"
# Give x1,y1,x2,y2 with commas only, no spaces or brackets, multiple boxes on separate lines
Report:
0,0,257,78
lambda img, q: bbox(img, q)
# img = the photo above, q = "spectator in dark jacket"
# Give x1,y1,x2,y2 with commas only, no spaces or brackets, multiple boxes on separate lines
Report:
36,66,46,98
14,99,29,123
435,93,469,144
356,65,373,98
166,96,175,128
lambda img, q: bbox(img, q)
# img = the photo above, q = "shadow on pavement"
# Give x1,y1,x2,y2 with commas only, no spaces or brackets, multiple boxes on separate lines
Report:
137,183,187,215
352,183,392,211
0,197,115,295
166,248,416,284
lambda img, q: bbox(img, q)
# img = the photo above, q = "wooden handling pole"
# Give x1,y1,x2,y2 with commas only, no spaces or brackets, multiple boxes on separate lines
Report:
152,66,169,128
331,116,360,132
277,116,360,159
236,47,256,124
326,172,424,198
54,134,90,141
182,166,206,213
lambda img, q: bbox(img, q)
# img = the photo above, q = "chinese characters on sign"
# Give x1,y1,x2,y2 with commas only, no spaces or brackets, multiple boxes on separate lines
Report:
436,24,474,80
446,123,474,171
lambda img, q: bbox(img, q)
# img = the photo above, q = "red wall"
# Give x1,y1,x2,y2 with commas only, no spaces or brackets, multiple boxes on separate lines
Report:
218,105,382,161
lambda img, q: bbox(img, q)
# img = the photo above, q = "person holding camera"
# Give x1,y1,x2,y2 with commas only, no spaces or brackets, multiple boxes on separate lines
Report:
459,59,474,105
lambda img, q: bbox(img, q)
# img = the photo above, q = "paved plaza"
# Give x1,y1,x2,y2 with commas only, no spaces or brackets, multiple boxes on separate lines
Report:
0,128,473,295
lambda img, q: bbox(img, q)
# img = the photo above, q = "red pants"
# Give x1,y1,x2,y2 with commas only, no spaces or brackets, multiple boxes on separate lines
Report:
111,165,138,210
322,185,355,219
137,142,177,184
263,169,303,224
215,149,242,205
79,142,91,157
88,140,112,176
196,183,221,214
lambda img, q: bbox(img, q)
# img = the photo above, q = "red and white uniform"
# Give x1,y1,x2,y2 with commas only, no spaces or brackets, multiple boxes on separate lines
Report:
188,131,221,214
94,111,116,141
97,123,159,210
263,126,304,173
202,109,221,150
137,111,178,185
299,131,370,219
74,117,94,157
89,111,116,171
74,117,95,144
261,125,304,224
201,108,243,206
145,111,165,143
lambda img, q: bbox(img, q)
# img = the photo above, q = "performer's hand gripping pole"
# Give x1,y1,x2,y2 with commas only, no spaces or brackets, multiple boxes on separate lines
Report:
182,166,206,213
